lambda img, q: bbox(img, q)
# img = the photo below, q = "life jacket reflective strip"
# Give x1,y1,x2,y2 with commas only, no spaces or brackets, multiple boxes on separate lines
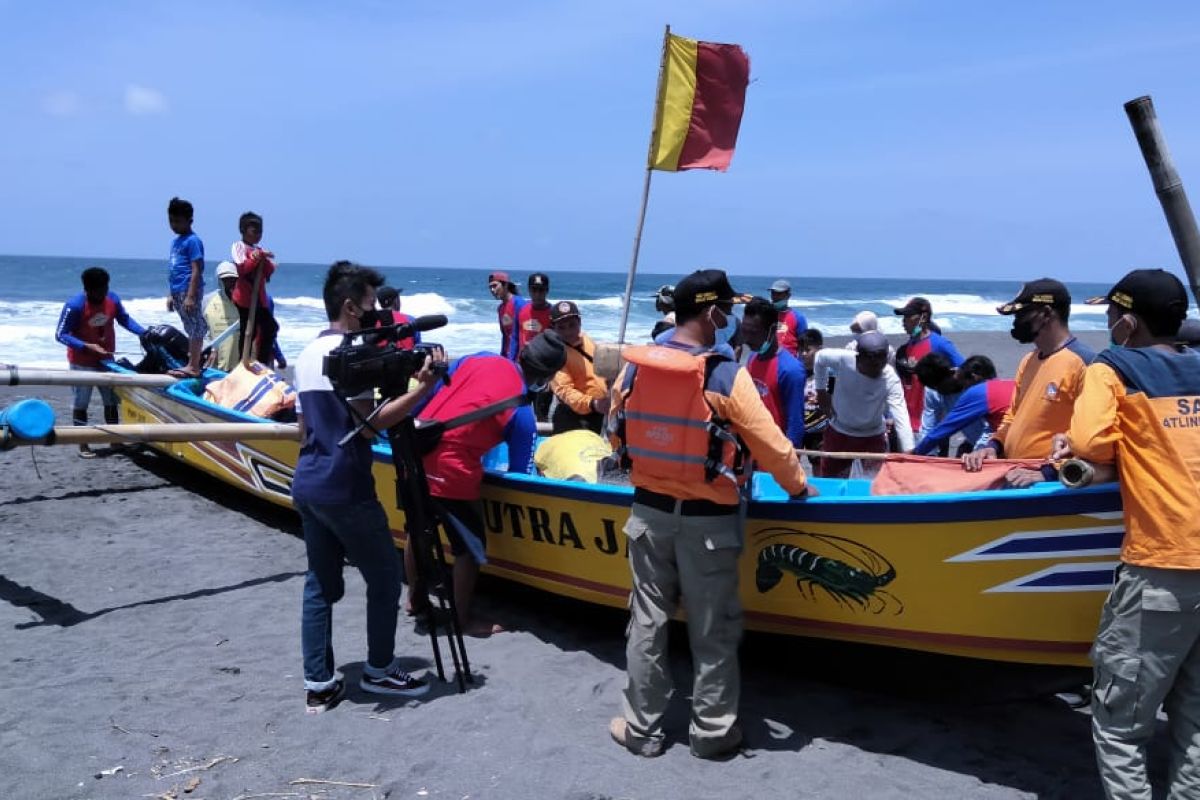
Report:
616,344,746,487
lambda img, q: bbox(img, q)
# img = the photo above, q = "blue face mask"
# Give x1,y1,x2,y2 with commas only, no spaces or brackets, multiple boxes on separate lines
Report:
756,336,774,356
773,299,788,311
713,308,740,349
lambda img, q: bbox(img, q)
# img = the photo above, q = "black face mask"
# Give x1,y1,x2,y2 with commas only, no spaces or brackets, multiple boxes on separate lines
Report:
358,308,381,329
1010,311,1042,344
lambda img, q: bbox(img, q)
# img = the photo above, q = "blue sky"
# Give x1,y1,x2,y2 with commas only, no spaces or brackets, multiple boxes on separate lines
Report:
2,1,1199,281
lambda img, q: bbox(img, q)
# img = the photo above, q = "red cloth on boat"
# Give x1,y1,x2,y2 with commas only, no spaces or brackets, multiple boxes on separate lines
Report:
870,454,1048,495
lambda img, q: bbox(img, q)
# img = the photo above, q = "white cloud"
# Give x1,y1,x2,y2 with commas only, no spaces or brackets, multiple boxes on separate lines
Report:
124,84,168,115
41,90,80,117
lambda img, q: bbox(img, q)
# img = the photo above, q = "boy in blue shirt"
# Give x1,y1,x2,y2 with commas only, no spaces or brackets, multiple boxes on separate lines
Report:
166,197,208,377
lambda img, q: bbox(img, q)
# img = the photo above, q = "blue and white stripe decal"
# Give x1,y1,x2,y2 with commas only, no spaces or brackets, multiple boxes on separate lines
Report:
984,562,1119,593
946,525,1124,562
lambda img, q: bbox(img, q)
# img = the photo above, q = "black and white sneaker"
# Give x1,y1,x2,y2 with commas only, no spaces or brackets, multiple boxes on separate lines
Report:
360,667,430,697
305,678,345,715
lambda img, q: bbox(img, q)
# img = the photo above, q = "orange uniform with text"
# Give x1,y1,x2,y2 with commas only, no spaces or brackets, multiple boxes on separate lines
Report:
612,344,807,505
990,339,1094,459
1068,347,1200,569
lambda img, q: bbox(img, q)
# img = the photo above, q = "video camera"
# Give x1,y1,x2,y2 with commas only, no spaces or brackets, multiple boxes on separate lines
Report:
323,314,449,398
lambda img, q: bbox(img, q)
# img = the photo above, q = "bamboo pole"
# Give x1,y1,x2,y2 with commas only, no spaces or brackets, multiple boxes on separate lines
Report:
1124,96,1200,311
616,24,672,346
240,260,266,367
6,422,299,447
5,367,178,388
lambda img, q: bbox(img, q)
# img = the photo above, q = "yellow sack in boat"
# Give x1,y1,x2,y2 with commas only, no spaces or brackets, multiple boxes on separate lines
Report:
203,362,296,419
534,429,612,483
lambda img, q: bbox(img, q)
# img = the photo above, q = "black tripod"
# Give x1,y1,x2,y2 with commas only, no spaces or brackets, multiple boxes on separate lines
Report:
386,416,473,693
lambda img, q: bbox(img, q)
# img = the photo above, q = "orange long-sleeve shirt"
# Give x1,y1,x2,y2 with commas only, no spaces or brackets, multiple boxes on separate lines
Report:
1067,349,1200,569
551,333,608,416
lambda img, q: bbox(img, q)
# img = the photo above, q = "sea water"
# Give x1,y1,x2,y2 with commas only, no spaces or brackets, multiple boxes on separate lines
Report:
0,254,1118,368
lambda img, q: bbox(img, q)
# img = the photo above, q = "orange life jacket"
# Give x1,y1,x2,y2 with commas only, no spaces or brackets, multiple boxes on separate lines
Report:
615,344,747,489
203,361,296,419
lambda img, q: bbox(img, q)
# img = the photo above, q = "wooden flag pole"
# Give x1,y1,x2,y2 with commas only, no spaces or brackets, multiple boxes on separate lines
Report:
240,260,266,367
616,24,672,346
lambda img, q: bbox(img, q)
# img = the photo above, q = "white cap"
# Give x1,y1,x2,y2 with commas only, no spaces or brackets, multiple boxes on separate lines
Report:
770,279,791,293
216,261,238,279
850,310,878,332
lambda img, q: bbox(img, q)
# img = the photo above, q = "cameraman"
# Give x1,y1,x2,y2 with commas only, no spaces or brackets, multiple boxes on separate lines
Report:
292,261,442,713
405,330,567,637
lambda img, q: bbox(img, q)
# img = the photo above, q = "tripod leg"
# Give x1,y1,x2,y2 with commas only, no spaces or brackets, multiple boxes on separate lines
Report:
404,529,447,682
429,525,472,691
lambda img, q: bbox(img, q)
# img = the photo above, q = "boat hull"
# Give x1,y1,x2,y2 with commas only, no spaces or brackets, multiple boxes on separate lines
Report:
117,379,1120,666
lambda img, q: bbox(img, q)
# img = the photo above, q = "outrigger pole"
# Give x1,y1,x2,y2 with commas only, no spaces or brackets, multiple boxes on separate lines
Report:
17,423,299,447
616,24,672,346
1125,96,1200,310
5,366,178,389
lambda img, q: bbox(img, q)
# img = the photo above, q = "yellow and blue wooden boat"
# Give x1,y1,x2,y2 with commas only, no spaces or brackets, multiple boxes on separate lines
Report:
114,370,1120,667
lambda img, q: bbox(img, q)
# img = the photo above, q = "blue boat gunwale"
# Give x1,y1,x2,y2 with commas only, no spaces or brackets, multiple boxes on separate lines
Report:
121,365,1122,525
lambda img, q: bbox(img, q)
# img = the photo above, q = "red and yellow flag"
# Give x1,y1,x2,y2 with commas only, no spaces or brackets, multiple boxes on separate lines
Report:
649,33,750,172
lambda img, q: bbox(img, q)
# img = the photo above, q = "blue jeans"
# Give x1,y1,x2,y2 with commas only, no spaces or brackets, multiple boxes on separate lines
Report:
70,364,117,414
296,498,403,691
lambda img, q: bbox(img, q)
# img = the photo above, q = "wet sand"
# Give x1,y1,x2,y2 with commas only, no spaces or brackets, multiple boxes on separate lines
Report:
0,331,1120,799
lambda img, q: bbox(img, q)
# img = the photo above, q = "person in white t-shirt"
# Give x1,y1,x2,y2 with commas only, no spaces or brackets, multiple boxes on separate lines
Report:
813,331,912,478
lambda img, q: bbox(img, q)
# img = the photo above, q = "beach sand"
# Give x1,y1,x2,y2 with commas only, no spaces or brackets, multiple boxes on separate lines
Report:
0,331,1122,799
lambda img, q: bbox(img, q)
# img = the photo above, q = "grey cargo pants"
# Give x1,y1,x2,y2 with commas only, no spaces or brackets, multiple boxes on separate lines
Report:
620,501,743,758
1092,563,1200,799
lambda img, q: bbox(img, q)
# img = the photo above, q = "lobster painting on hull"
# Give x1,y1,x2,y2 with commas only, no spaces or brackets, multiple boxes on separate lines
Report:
754,529,902,615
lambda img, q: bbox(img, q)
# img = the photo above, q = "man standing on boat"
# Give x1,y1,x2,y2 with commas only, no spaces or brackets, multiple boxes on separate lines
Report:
488,271,528,361
768,279,807,356
291,261,439,713
1051,269,1200,799
607,269,814,760
963,279,1094,486
55,266,147,458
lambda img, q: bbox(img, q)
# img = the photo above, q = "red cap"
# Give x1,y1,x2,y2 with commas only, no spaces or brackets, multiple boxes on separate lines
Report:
488,271,511,284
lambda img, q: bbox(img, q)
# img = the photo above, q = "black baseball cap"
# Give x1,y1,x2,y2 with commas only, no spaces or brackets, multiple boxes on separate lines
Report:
550,300,580,322
1087,269,1189,329
893,297,932,317
529,272,550,290
673,269,738,317
519,330,567,381
376,286,401,307
997,278,1070,315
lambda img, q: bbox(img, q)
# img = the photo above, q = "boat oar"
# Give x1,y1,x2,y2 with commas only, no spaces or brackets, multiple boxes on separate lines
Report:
5,366,178,388
241,259,266,367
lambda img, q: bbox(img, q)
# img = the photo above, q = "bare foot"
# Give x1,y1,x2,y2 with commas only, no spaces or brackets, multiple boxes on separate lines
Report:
463,619,506,638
